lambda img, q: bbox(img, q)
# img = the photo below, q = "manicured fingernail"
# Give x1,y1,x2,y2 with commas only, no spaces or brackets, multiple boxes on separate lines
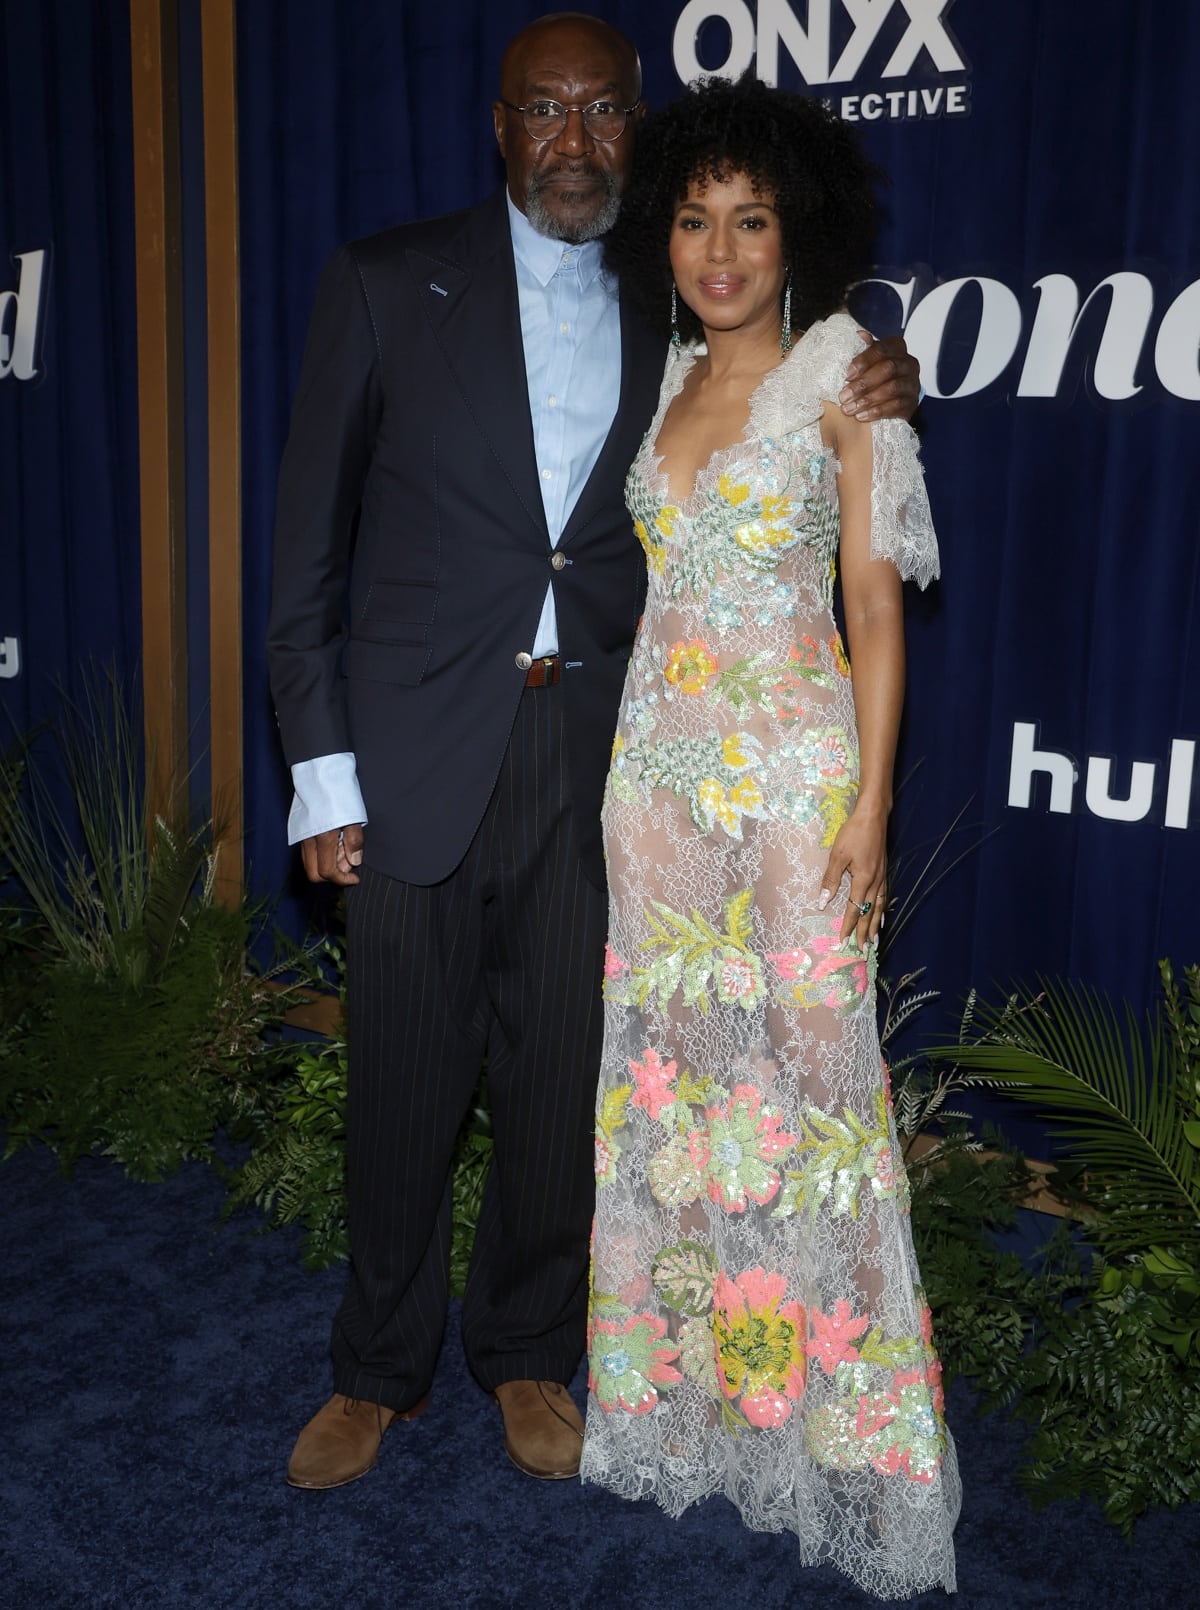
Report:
838,385,854,405
818,890,830,910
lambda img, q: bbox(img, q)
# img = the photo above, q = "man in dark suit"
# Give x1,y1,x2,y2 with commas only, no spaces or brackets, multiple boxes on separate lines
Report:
268,11,919,1492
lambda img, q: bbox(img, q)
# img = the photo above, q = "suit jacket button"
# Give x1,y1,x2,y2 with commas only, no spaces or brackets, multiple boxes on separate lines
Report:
550,552,567,571
515,652,533,671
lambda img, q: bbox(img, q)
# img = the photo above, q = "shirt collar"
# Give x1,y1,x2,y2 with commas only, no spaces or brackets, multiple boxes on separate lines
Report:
506,191,609,290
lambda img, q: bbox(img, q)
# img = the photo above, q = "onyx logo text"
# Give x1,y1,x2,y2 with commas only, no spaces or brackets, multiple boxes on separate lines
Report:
673,0,970,124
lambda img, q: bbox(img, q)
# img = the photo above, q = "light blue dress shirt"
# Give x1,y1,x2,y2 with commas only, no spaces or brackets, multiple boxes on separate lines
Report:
287,195,624,844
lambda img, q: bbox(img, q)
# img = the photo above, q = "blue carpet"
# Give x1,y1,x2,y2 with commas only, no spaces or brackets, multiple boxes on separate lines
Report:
0,1145,1194,1609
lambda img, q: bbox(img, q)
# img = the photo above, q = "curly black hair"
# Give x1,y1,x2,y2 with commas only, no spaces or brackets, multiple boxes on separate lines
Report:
606,75,882,344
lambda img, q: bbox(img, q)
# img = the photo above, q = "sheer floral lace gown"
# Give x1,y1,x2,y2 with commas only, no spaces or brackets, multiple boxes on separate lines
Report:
581,314,960,1599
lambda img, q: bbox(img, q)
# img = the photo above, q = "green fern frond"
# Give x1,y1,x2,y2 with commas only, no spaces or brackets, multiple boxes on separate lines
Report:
143,816,215,978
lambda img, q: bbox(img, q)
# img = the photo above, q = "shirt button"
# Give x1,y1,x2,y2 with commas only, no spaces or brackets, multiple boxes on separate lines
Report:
541,468,552,480
560,322,570,333
551,552,567,571
515,652,533,671
548,395,558,408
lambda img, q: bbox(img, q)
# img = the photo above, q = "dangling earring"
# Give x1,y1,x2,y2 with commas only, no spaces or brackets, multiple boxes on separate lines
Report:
781,275,793,355
670,284,681,349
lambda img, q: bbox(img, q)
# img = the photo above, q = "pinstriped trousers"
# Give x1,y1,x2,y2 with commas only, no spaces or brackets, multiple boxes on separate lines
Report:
331,684,609,1409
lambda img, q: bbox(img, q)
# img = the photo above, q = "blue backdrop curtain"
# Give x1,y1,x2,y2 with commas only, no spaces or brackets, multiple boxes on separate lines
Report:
5,2,1192,1073
0,0,140,735
235,1,1199,1058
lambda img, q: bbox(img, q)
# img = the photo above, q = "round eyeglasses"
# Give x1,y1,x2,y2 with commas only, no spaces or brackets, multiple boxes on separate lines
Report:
501,98,641,142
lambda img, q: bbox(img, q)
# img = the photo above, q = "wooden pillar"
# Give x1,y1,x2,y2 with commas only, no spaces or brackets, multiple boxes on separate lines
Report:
201,0,244,902
129,0,188,825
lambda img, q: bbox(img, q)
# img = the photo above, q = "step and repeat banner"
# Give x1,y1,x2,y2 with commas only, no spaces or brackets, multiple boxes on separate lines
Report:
0,0,141,739
237,0,1199,1030
3,2,1196,1043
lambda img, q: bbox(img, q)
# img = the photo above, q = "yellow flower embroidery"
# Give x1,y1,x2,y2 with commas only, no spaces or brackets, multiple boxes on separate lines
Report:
721,734,753,769
729,777,764,815
739,522,788,558
664,639,718,695
697,777,725,818
718,474,751,506
635,517,666,576
829,632,851,678
713,1267,807,1428
818,785,857,848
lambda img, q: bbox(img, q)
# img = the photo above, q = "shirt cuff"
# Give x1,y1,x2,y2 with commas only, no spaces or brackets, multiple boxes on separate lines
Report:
287,752,368,844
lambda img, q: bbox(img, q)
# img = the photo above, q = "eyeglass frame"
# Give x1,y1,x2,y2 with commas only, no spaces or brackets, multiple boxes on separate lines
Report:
499,97,643,142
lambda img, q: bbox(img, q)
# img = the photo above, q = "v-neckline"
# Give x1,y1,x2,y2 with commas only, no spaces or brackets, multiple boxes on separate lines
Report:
647,341,801,512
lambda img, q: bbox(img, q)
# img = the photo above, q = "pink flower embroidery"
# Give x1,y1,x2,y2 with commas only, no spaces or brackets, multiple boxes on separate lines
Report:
874,1144,896,1191
807,1299,871,1376
702,1086,796,1212
919,1304,935,1352
629,1047,678,1121
742,1390,794,1429
603,944,629,980
713,1266,807,1422
856,1390,898,1440
811,731,850,780
808,920,869,999
594,1133,619,1187
871,1444,904,1477
717,950,763,1004
926,1354,945,1416
590,1313,682,1415
767,948,810,981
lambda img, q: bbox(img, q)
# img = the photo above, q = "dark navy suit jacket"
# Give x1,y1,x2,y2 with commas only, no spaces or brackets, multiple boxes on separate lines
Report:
267,189,664,890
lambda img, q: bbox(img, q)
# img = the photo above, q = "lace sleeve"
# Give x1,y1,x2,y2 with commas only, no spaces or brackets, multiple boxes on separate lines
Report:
869,419,940,589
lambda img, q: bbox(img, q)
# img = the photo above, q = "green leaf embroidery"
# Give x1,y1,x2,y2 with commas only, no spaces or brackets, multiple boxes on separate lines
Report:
599,1083,632,1139
623,890,764,1016
652,1239,719,1318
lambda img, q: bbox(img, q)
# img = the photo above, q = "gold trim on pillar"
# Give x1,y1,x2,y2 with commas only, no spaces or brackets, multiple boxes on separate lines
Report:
201,0,244,903
129,0,188,825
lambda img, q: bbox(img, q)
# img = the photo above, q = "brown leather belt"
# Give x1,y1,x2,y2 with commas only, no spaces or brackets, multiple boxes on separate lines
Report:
524,654,561,688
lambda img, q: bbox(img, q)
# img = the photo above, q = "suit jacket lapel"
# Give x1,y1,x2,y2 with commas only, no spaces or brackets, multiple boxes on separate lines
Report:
406,190,548,541
560,292,665,548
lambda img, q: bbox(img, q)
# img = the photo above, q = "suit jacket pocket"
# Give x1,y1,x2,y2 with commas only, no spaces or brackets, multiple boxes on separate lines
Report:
344,636,432,685
359,578,437,644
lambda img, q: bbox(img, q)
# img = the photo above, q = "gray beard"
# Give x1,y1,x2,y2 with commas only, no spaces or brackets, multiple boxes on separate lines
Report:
525,171,622,243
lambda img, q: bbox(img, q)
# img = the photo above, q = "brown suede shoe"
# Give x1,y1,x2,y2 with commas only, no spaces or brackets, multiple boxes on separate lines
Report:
286,1391,430,1489
493,1380,584,1480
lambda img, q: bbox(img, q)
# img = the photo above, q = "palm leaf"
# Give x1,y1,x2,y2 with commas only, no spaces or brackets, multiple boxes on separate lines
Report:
932,978,1200,1257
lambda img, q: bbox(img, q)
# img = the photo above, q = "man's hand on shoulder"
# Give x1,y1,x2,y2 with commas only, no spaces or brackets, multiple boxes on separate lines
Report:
840,331,921,423
300,823,365,885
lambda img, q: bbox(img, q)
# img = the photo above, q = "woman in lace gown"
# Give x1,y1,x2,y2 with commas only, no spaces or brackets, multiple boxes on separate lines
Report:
580,80,960,1599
